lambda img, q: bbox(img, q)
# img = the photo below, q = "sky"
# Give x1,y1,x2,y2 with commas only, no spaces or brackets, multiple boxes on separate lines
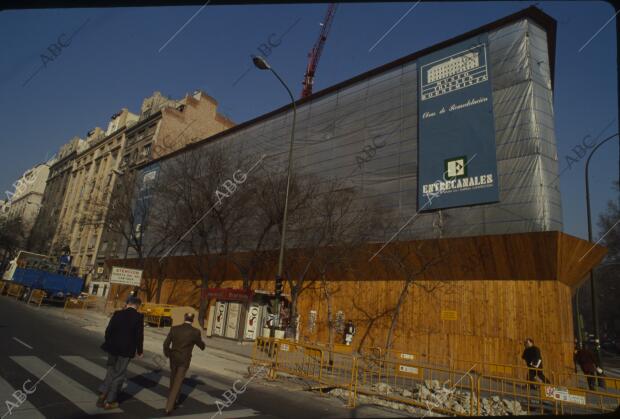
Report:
0,1,617,241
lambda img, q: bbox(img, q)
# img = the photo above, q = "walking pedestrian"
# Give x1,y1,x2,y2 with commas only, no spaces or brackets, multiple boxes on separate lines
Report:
97,296,144,410
163,313,206,415
574,342,606,390
521,338,549,384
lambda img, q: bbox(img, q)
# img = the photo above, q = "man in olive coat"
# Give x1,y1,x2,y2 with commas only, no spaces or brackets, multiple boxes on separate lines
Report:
163,313,205,414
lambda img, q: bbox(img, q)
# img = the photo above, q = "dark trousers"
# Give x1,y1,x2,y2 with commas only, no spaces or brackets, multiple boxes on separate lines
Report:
99,354,131,402
585,372,606,390
166,361,188,412
527,368,549,384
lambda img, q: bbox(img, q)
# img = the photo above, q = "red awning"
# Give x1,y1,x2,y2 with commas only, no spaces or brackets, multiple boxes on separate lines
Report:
205,287,254,302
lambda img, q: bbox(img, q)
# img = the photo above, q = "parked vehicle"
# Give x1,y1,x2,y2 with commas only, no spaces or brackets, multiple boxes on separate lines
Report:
2,250,83,299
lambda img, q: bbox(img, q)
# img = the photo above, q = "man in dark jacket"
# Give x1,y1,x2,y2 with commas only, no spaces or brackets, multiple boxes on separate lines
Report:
574,342,606,390
163,313,205,415
97,297,144,409
522,338,549,384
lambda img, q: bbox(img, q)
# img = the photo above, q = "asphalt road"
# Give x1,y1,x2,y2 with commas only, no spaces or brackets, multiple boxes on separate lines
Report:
0,297,404,419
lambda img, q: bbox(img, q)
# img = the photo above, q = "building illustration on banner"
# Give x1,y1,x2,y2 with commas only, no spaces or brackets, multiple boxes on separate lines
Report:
421,44,488,101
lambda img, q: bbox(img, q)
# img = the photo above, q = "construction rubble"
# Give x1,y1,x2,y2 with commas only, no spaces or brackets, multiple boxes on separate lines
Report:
329,379,528,416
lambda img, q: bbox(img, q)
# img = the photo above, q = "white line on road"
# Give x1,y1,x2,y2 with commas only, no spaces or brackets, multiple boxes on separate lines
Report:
127,362,259,417
127,361,222,404
0,375,45,419
12,337,33,350
62,356,167,410
11,356,122,415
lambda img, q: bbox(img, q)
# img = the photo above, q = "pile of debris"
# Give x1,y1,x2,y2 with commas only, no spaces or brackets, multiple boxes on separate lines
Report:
329,380,527,416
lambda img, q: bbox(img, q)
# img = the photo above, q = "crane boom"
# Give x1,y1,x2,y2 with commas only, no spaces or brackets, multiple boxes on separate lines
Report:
301,3,338,98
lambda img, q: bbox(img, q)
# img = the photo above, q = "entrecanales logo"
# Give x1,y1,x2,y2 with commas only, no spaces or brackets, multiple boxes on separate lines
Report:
422,173,494,196
444,156,467,179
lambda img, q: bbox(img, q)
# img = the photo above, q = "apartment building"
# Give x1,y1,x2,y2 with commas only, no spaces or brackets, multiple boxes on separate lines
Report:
29,137,87,254
95,90,235,273
54,109,139,285
28,90,234,292
71,91,234,293
120,90,234,169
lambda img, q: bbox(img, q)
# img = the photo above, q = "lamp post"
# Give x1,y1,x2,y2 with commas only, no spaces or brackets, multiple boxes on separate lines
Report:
252,55,297,337
585,133,618,361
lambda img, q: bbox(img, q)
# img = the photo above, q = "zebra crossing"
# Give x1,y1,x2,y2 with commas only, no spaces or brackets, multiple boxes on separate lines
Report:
0,354,264,418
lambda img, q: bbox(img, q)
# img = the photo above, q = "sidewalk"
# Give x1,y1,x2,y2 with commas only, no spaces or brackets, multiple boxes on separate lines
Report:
34,304,254,380
146,324,255,359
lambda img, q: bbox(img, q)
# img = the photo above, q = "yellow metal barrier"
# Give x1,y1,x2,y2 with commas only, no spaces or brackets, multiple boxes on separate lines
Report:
82,295,99,310
273,340,324,384
27,289,45,307
63,295,99,310
553,371,620,394
64,297,85,310
251,337,278,372
321,352,358,406
6,283,24,299
457,359,542,383
356,356,476,415
478,373,620,415
252,338,620,416
380,349,544,383
477,373,553,415
548,384,620,415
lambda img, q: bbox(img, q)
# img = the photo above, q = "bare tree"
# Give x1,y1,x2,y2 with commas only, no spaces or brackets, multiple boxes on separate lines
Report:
154,145,261,326
305,181,383,359
87,167,176,302
254,170,320,334
375,240,446,352
0,216,26,272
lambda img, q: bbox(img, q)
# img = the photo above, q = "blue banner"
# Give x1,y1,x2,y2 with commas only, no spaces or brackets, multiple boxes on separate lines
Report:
417,34,499,211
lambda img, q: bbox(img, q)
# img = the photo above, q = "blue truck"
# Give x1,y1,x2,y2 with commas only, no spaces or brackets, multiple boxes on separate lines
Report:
2,251,84,298
11,268,84,296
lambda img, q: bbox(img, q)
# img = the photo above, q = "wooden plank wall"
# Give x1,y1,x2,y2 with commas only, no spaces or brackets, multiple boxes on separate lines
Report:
104,231,603,375
294,278,575,376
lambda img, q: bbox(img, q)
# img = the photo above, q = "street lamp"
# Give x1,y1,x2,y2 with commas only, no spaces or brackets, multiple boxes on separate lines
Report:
252,55,297,337
584,132,618,360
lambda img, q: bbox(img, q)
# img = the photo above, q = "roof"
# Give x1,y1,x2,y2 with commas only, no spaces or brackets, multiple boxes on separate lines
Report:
140,5,556,169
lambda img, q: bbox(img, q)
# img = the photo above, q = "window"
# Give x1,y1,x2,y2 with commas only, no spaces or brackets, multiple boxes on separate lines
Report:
143,143,152,157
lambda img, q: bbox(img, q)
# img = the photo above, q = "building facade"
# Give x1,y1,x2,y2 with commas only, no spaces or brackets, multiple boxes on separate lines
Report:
29,137,86,255
109,8,606,375
5,162,53,239
54,109,139,285
91,91,235,293
27,90,234,293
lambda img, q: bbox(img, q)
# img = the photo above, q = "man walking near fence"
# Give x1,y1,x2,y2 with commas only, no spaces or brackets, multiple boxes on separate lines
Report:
163,313,206,415
574,342,606,390
98,296,144,409
521,338,549,384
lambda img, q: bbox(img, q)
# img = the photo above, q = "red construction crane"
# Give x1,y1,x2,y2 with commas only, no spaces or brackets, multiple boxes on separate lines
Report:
301,3,338,98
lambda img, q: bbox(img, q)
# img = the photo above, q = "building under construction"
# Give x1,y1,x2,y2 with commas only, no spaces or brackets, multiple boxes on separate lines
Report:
107,7,606,376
